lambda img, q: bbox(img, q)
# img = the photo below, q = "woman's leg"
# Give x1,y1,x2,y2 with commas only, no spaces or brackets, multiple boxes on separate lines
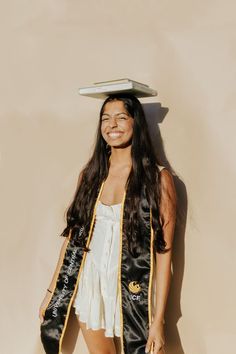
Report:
113,336,122,354
78,319,117,354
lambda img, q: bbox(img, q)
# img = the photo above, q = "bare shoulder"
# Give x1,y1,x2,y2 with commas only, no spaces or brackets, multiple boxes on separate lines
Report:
159,167,173,182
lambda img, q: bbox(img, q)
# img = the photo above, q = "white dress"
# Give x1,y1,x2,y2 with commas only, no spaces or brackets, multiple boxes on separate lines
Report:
73,200,122,337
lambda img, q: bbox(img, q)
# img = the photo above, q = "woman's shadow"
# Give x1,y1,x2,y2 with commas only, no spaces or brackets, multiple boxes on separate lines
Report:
62,103,187,354
144,103,187,354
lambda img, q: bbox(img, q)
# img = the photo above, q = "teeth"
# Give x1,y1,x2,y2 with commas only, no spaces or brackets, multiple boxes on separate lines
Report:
108,133,122,138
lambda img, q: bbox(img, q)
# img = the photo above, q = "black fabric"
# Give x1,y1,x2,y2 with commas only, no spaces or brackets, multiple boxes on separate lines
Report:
121,183,152,354
40,231,86,354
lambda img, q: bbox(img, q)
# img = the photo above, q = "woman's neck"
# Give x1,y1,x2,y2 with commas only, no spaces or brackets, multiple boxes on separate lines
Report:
109,145,132,168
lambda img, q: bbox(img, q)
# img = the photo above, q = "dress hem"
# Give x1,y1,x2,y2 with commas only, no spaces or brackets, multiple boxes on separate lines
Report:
76,317,121,337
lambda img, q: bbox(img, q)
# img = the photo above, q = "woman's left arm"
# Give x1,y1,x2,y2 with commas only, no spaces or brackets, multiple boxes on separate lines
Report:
145,168,177,354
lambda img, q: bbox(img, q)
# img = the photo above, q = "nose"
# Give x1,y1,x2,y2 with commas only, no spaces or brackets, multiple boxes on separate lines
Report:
108,117,118,127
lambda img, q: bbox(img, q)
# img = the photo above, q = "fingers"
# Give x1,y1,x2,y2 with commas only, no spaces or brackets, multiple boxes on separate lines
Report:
145,337,153,353
154,342,165,354
145,341,165,354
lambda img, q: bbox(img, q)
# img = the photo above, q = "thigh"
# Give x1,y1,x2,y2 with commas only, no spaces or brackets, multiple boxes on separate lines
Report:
79,319,117,354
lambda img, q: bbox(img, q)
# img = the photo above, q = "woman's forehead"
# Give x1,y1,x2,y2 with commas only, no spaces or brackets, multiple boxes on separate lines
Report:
102,100,128,114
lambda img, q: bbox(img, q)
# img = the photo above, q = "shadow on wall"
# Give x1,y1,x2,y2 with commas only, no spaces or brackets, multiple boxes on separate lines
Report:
60,103,187,354
144,102,187,354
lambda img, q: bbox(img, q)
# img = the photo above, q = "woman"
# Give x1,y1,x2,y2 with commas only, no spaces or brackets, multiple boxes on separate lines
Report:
39,93,177,354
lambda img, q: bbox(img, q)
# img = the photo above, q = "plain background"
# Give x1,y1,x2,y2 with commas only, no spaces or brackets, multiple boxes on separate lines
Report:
0,1,235,353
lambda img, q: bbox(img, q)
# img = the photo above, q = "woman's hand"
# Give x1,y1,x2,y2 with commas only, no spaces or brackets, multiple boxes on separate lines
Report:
145,319,165,354
39,291,52,324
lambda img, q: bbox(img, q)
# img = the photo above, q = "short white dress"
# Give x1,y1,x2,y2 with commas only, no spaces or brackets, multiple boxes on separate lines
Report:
73,200,122,337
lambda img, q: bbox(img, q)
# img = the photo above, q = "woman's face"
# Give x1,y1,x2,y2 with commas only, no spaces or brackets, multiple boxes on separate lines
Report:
101,100,134,148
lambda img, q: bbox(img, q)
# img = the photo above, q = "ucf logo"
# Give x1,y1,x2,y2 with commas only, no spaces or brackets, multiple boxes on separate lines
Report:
128,281,141,301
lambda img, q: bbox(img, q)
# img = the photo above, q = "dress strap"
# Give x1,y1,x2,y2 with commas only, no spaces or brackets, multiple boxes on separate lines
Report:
157,164,166,172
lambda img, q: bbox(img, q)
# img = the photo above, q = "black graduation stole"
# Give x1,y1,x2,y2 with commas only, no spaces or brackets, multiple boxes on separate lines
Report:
40,178,155,354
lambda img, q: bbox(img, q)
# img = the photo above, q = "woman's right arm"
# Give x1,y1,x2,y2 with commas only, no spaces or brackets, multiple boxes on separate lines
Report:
39,235,70,323
39,170,84,323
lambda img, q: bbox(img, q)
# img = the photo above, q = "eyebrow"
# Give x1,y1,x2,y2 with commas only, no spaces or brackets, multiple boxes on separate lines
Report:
101,112,129,116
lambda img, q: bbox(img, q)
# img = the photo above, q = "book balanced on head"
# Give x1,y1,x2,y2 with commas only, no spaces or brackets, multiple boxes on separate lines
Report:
78,78,157,99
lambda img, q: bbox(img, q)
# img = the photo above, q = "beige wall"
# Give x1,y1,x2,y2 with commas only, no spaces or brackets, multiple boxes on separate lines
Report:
0,1,235,353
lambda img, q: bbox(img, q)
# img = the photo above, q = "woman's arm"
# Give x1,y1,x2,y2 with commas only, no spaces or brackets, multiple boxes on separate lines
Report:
145,168,177,353
153,168,177,323
39,231,71,322
46,236,71,292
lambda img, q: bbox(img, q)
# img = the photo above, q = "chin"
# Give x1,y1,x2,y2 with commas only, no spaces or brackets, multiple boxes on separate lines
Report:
112,141,132,149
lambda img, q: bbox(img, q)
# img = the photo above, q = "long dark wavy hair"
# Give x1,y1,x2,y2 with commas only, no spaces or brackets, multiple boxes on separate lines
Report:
60,93,169,257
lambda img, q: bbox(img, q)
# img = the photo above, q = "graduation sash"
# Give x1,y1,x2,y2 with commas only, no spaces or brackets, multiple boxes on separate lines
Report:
40,178,155,354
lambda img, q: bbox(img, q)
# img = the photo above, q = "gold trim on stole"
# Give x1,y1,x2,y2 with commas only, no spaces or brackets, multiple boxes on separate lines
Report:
118,189,127,354
58,180,106,354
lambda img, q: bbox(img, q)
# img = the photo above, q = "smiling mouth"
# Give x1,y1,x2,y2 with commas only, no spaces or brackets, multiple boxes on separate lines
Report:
107,132,123,139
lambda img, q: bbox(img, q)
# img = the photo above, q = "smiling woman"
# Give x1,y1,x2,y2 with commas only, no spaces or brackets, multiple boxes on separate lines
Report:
39,93,176,354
